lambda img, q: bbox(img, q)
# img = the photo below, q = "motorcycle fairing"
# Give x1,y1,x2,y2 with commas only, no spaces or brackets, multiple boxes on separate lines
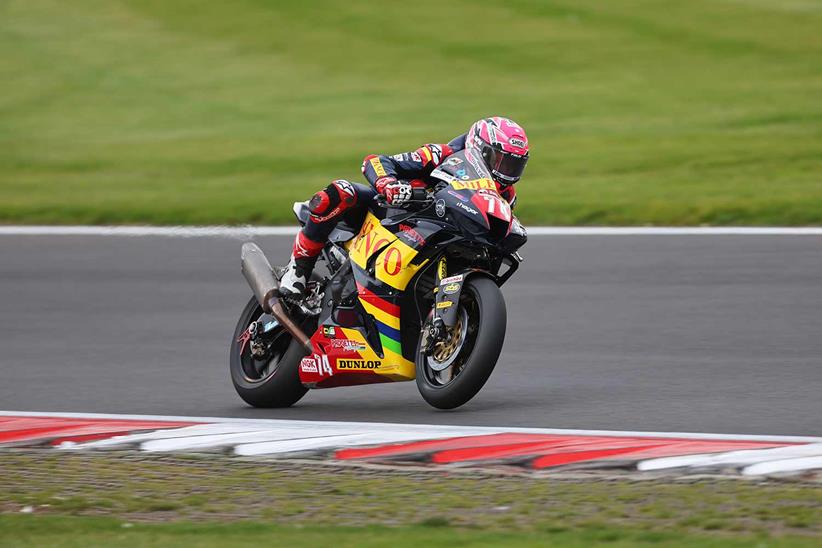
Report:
299,212,439,387
431,150,513,238
347,214,429,291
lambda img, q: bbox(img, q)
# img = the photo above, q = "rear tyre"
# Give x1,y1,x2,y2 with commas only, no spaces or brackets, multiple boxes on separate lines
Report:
415,276,507,409
230,295,311,408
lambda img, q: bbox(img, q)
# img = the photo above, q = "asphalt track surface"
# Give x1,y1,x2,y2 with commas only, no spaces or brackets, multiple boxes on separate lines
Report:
1,233,821,436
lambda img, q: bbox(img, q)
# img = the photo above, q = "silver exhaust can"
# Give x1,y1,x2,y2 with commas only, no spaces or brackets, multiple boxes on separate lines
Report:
241,242,279,313
240,242,313,353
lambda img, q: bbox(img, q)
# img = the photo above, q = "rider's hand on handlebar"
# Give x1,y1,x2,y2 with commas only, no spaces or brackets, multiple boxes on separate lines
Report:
375,176,413,206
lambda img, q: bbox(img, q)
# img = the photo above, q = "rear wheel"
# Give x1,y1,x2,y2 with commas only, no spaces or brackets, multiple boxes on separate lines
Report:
229,296,311,408
415,276,507,409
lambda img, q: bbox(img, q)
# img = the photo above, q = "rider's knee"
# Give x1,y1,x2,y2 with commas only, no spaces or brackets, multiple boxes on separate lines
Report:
331,180,357,208
308,180,357,219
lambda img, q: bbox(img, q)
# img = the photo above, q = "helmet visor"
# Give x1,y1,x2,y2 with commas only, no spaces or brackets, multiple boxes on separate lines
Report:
487,148,528,183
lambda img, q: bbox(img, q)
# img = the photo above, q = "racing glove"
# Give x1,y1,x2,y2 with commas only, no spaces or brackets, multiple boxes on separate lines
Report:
375,176,412,206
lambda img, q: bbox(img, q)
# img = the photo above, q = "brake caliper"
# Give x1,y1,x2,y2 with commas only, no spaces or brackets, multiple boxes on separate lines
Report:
424,317,446,353
237,322,255,355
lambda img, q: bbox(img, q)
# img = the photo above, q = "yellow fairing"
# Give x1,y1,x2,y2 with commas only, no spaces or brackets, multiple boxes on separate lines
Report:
347,212,428,291
339,327,415,381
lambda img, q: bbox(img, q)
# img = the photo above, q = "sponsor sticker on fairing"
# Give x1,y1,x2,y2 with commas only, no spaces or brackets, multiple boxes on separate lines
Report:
435,199,446,218
430,168,453,183
300,357,318,373
399,224,425,246
444,283,460,294
337,359,381,370
440,274,464,285
436,301,453,309
302,354,333,376
456,201,479,215
450,179,496,191
328,339,367,352
447,190,469,202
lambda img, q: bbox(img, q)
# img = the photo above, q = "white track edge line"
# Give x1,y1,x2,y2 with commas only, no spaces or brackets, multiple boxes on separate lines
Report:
1,226,821,236
2,410,820,444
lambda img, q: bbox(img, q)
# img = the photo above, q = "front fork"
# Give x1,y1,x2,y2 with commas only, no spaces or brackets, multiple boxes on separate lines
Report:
424,256,466,352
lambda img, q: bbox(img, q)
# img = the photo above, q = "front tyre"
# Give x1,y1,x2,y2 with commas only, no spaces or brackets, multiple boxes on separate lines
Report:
415,276,507,409
230,296,310,408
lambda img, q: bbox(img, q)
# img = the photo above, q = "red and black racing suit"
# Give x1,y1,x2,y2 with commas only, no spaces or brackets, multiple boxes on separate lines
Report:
293,133,519,260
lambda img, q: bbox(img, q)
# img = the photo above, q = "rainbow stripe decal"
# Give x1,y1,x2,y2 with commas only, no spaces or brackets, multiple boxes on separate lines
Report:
356,282,405,358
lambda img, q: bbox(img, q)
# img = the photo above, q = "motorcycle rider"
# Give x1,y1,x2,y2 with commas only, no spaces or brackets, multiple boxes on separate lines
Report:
279,116,530,297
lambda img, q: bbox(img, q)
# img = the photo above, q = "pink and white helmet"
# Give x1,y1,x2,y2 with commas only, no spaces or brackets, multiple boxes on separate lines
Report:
466,117,529,184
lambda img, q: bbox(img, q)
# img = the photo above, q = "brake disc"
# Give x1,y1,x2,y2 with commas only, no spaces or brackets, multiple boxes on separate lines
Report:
426,306,469,372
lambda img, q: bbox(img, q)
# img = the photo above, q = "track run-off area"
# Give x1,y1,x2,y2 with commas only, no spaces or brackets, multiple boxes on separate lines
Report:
1,227,820,437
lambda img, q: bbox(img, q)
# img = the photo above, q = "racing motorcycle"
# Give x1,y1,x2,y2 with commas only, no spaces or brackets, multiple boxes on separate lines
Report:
230,148,526,409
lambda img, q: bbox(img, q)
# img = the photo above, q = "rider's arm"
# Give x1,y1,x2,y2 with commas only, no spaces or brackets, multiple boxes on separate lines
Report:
361,133,466,191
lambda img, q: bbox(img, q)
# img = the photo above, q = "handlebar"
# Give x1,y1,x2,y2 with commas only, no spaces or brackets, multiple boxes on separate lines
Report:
411,188,431,201
374,187,433,209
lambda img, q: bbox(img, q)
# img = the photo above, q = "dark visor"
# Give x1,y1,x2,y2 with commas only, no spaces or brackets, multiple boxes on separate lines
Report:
489,148,528,182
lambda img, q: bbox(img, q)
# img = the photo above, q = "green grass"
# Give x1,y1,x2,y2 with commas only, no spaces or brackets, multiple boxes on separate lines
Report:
2,515,819,548
1,451,821,541
1,0,821,225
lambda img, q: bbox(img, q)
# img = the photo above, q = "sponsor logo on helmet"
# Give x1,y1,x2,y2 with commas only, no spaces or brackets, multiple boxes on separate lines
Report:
466,150,491,178
508,137,526,148
337,359,381,370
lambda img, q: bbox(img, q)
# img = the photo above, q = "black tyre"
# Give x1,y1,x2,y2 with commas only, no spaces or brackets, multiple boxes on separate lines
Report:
230,295,311,408
415,276,507,409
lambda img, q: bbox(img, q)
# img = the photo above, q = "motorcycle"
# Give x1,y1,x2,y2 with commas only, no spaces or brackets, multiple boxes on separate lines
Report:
230,148,526,409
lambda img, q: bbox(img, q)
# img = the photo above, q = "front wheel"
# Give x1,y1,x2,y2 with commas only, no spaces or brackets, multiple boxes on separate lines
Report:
415,276,507,409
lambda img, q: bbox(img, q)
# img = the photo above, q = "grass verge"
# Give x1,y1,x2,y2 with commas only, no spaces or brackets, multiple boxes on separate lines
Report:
0,450,820,546
1,514,820,548
1,0,821,226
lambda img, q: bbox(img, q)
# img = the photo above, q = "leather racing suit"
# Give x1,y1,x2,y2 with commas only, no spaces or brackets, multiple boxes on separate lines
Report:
281,133,521,296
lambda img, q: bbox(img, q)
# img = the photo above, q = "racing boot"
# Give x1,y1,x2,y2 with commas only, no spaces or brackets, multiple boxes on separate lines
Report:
278,231,323,299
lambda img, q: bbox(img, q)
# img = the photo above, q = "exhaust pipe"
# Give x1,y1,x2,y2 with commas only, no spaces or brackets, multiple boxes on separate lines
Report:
241,242,313,354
